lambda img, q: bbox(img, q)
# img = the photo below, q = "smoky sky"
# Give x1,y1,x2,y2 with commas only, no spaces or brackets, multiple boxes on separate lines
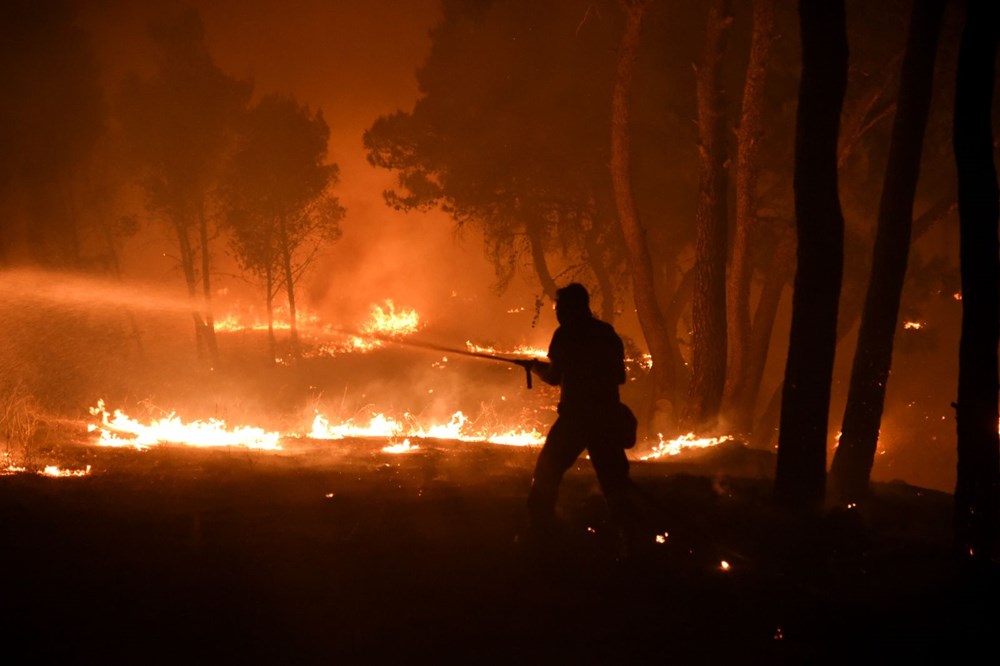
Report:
71,0,532,335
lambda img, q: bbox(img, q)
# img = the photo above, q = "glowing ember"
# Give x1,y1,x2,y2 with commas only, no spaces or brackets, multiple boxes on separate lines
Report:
903,321,924,330
89,400,282,450
720,560,731,571
2,464,91,477
655,532,669,544
382,439,418,454
640,432,733,460
42,465,92,477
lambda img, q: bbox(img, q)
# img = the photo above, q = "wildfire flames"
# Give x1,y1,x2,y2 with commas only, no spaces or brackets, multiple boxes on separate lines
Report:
87,400,732,461
88,400,282,450
216,300,424,357
77,302,733,462
640,432,734,460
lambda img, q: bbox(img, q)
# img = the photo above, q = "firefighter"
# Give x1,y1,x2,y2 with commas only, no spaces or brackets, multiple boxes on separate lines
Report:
526,283,639,551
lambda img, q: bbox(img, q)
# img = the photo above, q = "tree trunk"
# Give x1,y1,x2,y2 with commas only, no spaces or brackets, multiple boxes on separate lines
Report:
734,230,794,436
830,0,945,504
724,0,775,423
266,266,277,363
773,0,848,510
684,0,734,430
524,213,558,300
952,1,999,562
581,212,617,323
278,214,299,358
198,204,219,366
611,0,675,410
175,218,209,360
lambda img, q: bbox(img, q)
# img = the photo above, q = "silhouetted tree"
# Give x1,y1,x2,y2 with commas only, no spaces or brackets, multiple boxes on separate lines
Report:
365,0,629,319
683,0,733,430
118,9,251,365
611,0,686,418
829,0,946,504
723,0,775,434
774,0,848,509
0,0,103,266
222,95,344,359
951,1,998,561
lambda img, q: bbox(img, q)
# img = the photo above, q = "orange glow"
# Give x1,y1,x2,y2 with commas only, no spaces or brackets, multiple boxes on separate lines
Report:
639,432,733,460
382,439,418,454
88,400,282,450
308,410,544,447
903,321,924,330
362,299,421,337
465,340,548,359
42,465,92,477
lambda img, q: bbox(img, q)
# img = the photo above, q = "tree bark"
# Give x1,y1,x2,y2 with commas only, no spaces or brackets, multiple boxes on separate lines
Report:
952,1,999,562
175,218,209,360
524,212,558,300
198,203,219,366
733,230,794,435
581,213,617,322
774,0,848,510
611,0,675,409
266,265,277,362
830,0,945,504
683,0,734,430
278,214,299,358
724,0,775,426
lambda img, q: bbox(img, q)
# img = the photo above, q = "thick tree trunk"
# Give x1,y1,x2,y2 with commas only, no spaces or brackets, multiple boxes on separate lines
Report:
830,0,945,504
684,0,734,430
952,2,999,562
611,0,675,410
773,0,848,510
733,231,794,435
724,0,775,425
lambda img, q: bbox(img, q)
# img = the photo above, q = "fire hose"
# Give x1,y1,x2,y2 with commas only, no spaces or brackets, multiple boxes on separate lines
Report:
328,328,538,389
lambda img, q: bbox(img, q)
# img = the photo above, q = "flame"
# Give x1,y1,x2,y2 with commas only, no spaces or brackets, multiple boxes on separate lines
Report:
216,300,422,357
640,432,733,460
88,400,281,450
309,410,544,447
382,439,418,454
42,465,92,477
2,463,91,477
903,321,924,330
362,300,421,337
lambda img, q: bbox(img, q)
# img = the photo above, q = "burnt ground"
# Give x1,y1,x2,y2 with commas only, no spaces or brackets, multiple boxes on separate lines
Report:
2,438,997,665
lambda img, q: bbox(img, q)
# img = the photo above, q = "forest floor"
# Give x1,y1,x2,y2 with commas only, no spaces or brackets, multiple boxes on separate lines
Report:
2,436,997,665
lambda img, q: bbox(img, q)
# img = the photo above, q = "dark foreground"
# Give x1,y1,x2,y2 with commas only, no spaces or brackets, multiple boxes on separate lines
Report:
2,439,996,664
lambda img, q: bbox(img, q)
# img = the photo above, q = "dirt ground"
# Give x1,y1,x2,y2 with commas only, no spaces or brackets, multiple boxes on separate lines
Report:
2,438,996,664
